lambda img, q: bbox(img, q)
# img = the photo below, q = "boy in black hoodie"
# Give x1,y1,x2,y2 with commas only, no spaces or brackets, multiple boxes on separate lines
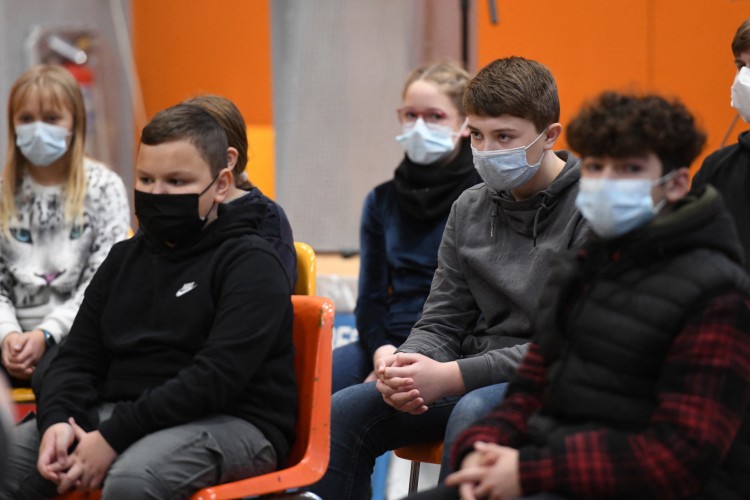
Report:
692,18,750,273
1,104,296,499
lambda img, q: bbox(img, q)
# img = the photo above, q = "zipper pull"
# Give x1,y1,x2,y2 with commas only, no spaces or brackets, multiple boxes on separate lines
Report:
490,211,496,238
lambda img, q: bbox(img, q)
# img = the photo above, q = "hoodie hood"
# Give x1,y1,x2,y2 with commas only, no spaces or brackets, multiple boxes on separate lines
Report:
141,202,265,258
491,151,581,241
635,185,744,265
738,129,750,152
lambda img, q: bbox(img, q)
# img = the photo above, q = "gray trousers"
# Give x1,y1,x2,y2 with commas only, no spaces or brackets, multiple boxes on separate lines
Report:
1,405,277,500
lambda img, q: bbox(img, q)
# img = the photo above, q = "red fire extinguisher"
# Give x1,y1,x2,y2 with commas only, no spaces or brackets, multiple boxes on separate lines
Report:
63,61,104,160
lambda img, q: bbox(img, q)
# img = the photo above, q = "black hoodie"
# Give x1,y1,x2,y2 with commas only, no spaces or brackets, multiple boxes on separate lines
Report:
37,203,297,462
693,130,750,273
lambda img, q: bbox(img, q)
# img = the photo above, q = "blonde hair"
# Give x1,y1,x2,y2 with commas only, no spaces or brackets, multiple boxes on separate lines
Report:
1,65,87,229
402,61,471,116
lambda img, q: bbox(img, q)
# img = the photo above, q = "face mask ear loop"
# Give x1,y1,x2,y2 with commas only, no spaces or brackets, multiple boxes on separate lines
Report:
453,117,469,137
198,172,221,197
201,201,217,222
652,168,679,188
524,129,549,167
525,129,548,151
197,171,223,221
651,169,680,214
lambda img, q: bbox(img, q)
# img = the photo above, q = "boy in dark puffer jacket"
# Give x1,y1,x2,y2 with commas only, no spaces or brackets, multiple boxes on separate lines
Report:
414,92,750,499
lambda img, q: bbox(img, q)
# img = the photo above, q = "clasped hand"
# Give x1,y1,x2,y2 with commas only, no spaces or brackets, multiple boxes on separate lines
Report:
374,352,463,414
2,330,46,379
37,418,117,494
445,442,521,500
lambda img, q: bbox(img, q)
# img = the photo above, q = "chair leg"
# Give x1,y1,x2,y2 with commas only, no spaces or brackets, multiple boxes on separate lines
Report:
408,460,421,494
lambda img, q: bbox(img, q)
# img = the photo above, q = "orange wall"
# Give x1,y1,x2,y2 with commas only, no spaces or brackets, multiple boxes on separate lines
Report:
131,2,748,190
131,0,275,196
476,0,750,173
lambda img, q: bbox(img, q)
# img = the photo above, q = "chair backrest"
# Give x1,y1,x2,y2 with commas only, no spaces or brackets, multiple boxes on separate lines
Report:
293,241,316,296
58,295,335,500
189,294,334,499
285,295,332,465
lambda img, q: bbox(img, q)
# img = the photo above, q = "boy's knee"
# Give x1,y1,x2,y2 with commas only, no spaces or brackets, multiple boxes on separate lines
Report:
331,381,383,421
102,469,169,500
452,384,507,421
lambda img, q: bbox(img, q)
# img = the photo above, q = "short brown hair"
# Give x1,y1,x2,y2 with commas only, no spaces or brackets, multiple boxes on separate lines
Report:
403,61,470,115
184,95,251,187
732,18,750,57
567,91,706,173
463,56,559,131
141,103,228,176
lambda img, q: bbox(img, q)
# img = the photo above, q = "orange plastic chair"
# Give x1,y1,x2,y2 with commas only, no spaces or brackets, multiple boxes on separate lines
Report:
57,295,334,500
190,294,333,499
11,387,36,422
394,441,444,494
294,241,316,296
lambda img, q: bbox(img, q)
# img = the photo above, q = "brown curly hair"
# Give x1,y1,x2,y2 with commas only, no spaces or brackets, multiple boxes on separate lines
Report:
566,92,706,173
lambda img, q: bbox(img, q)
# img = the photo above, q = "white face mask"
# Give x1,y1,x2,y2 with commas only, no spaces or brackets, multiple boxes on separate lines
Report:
15,121,71,167
471,130,546,192
731,66,750,122
396,117,465,165
575,172,674,239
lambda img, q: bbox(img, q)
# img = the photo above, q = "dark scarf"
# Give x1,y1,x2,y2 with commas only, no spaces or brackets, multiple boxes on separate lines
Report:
393,137,479,222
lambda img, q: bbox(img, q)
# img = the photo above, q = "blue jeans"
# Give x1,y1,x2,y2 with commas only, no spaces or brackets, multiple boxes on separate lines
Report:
332,341,370,394
439,383,507,480
311,381,507,500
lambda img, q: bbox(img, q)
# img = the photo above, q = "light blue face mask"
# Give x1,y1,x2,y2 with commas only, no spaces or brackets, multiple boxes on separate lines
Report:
471,130,546,192
15,121,70,167
396,117,466,165
575,172,675,238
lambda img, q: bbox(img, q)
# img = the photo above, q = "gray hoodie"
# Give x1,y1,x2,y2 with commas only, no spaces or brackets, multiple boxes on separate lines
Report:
397,151,586,391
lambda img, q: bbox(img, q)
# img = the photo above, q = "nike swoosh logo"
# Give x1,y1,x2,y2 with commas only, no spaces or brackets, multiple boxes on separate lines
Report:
175,282,198,297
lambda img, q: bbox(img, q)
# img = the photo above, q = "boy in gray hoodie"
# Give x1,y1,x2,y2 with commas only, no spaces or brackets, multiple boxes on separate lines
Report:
312,57,586,500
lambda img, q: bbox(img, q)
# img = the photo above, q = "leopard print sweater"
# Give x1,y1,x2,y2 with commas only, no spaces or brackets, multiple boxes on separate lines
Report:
0,158,130,343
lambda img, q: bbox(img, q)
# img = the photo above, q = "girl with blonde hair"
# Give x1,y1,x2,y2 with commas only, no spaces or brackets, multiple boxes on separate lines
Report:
0,65,130,386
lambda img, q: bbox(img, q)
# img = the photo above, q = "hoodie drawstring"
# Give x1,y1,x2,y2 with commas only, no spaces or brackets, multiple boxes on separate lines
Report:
532,199,549,247
490,203,498,238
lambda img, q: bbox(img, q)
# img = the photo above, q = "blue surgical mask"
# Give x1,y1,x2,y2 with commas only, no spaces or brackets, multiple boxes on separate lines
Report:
396,117,465,165
575,172,674,239
471,130,546,192
15,121,71,167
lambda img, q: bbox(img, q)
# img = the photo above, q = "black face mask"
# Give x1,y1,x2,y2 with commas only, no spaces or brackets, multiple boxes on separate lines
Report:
134,175,218,247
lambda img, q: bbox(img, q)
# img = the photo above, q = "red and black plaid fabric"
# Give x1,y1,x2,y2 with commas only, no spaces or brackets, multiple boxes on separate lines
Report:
452,292,750,499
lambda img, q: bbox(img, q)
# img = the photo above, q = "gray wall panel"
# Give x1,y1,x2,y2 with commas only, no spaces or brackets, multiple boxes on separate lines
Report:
272,0,471,252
